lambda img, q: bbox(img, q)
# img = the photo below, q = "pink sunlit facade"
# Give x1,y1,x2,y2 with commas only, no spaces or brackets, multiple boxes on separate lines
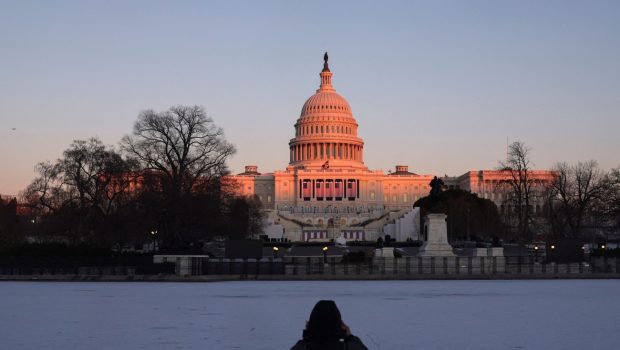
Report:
227,56,555,242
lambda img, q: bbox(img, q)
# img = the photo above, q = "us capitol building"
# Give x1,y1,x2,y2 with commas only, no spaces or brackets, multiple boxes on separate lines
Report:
227,54,553,242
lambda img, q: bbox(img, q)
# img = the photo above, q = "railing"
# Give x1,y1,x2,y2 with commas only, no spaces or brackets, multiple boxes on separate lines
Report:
2,257,617,278
0,263,175,276
184,256,620,277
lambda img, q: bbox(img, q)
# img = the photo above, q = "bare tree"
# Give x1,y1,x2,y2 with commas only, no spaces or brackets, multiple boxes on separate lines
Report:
607,167,620,234
549,160,607,238
122,105,236,196
22,138,137,245
498,141,538,240
121,105,236,249
22,161,63,215
588,165,620,238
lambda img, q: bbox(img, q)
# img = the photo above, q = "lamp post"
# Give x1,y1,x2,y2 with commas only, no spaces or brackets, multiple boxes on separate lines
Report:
550,244,555,263
534,245,539,263
150,230,158,252
272,246,279,259
322,246,329,264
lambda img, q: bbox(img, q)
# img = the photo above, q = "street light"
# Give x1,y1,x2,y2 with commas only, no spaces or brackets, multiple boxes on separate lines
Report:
272,246,279,259
150,230,158,252
534,245,539,263
322,246,329,264
549,245,556,263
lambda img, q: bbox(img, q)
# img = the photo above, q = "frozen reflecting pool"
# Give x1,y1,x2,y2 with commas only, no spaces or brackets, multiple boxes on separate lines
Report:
0,280,618,350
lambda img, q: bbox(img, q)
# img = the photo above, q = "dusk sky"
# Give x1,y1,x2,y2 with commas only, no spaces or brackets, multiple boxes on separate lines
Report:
1,0,619,196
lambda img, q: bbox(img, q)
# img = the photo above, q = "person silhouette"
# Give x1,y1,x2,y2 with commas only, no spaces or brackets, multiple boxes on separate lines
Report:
291,300,368,350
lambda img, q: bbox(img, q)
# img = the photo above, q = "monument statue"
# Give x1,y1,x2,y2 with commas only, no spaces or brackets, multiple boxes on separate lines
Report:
428,176,445,213
429,176,444,197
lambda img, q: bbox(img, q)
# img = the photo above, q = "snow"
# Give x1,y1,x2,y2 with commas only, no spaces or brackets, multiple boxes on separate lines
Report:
0,280,618,350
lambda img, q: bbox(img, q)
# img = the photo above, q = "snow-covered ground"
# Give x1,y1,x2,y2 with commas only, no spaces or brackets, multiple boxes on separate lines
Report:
0,280,618,350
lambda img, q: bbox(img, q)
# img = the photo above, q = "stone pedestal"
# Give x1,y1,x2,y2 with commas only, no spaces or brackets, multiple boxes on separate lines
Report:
418,213,455,257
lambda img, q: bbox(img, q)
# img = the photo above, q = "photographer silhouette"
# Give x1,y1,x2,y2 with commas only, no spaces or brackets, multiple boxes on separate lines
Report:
291,300,368,350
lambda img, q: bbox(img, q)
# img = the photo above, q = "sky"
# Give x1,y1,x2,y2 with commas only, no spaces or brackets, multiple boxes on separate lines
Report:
1,0,619,196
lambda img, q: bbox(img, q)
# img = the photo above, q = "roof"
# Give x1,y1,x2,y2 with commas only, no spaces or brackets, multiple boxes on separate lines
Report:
237,171,261,176
388,170,418,176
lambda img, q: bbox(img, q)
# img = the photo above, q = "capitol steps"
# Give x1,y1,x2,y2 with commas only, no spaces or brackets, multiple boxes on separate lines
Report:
364,209,409,230
271,212,303,240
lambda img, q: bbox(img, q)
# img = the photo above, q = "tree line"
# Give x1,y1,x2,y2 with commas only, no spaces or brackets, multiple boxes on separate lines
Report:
498,141,619,242
5,112,619,250
17,105,264,252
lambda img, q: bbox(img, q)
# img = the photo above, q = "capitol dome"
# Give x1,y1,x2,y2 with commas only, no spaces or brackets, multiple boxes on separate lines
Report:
300,89,353,117
288,53,365,170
